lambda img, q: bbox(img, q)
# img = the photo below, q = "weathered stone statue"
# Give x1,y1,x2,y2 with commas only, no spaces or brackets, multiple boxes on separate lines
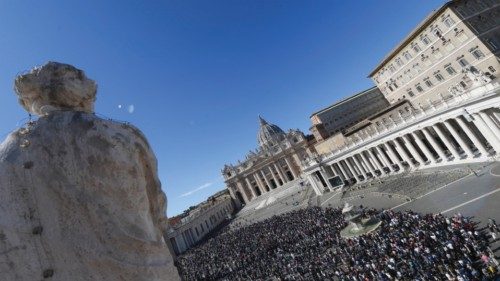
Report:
0,62,180,280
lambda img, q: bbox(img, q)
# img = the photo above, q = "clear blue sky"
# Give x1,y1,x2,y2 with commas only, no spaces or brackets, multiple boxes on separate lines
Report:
0,0,445,216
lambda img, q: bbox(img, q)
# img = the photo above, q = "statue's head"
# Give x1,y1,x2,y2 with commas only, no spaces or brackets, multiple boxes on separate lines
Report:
14,61,97,116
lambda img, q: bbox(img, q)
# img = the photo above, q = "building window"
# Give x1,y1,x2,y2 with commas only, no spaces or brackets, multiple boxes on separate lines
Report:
421,35,431,45
389,64,396,73
487,38,498,51
424,78,434,87
431,47,442,60
443,39,455,52
434,72,444,82
432,26,442,38
405,69,413,79
412,43,422,53
407,89,415,97
421,55,432,67
455,28,468,43
416,83,424,92
488,66,496,73
457,57,469,67
395,58,404,67
445,64,457,75
403,51,412,61
470,47,485,60
443,16,455,28
413,63,421,73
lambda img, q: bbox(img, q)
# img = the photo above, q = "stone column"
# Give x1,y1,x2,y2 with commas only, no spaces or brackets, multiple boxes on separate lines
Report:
478,111,500,140
352,155,368,179
383,142,401,169
402,135,425,164
358,155,371,175
411,131,435,164
328,164,338,177
268,165,281,187
491,109,500,124
443,120,474,157
228,187,236,201
345,157,362,182
260,170,272,190
284,157,298,179
336,162,348,181
360,151,376,175
349,155,363,176
375,145,394,172
361,148,382,172
307,174,323,196
422,127,448,161
393,139,416,169
245,177,257,199
367,148,386,173
320,167,334,191
472,113,500,153
253,173,266,194
455,116,488,156
274,163,287,184
366,150,381,172
330,163,341,180
236,181,250,203
339,159,354,179
433,124,461,159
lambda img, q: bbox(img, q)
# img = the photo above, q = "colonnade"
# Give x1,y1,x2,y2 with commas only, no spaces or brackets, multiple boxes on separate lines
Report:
309,108,500,194
231,156,300,203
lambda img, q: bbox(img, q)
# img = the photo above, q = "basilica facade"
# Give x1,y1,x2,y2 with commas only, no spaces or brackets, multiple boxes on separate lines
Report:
222,117,316,205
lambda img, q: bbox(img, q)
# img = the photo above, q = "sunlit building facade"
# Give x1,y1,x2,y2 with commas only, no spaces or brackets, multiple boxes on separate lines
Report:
222,117,316,205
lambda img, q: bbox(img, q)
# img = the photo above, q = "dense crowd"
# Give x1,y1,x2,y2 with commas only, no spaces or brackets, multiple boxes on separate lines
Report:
176,207,498,280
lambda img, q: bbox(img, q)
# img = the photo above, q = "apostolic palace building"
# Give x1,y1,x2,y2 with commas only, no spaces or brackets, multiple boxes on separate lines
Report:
222,0,500,205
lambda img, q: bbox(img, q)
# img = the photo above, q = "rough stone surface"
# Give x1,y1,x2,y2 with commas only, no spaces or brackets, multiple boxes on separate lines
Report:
0,62,180,280
14,62,97,116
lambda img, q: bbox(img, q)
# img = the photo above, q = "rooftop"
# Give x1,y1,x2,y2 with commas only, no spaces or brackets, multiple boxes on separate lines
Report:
310,86,379,118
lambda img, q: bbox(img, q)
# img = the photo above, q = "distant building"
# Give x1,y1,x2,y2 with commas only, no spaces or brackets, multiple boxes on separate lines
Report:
369,0,500,106
220,0,500,201
302,0,500,196
222,116,316,205
343,100,415,138
310,87,390,141
166,190,235,256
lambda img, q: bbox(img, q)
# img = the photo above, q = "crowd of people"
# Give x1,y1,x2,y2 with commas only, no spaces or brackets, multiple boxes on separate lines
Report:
176,207,498,280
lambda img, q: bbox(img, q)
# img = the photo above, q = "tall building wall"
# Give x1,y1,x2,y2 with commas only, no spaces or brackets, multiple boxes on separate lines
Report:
369,0,500,107
310,87,390,140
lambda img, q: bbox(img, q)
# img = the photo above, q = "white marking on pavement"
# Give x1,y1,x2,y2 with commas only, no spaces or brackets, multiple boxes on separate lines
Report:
440,188,500,214
490,164,500,177
320,191,341,206
391,173,474,210
416,173,474,199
